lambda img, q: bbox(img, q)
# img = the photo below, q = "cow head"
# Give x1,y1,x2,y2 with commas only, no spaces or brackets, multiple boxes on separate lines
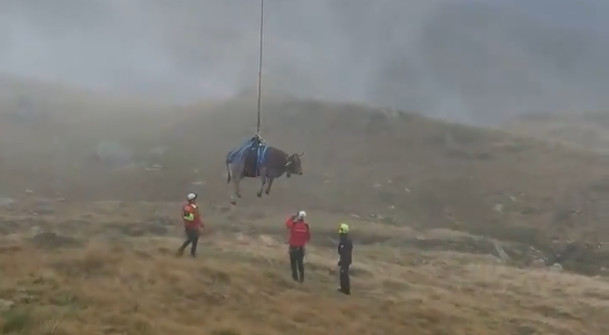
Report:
284,152,304,177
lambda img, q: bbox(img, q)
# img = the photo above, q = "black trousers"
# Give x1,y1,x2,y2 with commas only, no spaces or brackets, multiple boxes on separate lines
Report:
178,227,200,257
289,246,305,282
339,264,351,295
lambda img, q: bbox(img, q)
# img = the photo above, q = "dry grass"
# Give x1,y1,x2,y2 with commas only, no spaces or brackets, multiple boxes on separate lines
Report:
0,215,608,335
0,200,608,334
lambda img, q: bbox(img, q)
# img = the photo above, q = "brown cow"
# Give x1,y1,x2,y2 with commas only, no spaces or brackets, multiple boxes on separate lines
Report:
226,145,303,204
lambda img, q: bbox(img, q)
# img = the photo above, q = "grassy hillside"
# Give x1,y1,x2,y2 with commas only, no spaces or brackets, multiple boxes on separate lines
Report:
503,111,609,153
0,200,608,335
1,80,609,273
1,78,609,333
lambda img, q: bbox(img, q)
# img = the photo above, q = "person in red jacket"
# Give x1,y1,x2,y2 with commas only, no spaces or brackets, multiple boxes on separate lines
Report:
285,210,311,283
177,192,204,257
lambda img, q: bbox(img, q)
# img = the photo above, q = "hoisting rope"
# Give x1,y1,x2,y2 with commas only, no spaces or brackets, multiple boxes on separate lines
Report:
256,0,265,135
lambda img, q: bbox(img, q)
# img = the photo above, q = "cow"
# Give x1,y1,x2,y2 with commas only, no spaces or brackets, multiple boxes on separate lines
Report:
226,144,303,204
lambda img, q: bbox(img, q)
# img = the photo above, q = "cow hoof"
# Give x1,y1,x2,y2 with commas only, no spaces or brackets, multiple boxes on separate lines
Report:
230,200,237,205
236,194,242,199
265,191,270,196
256,192,262,198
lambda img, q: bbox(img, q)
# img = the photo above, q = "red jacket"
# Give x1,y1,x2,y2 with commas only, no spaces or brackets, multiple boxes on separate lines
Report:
182,203,203,230
285,217,311,247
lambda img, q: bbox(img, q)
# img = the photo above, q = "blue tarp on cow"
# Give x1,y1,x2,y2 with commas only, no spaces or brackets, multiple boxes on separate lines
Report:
227,137,269,174
227,138,256,164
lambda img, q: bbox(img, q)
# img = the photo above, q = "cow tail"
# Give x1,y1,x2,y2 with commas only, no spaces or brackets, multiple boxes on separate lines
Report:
226,161,231,183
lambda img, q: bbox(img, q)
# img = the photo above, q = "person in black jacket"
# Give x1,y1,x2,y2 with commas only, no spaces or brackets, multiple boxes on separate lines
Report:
336,222,353,295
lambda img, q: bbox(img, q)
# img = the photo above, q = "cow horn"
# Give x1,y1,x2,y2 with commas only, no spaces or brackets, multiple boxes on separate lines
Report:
285,161,292,167
298,152,304,157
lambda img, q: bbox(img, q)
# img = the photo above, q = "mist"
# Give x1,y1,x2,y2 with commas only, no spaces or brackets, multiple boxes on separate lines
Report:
1,0,609,124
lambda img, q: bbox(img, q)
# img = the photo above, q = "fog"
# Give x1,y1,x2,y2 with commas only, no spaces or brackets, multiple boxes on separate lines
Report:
1,0,609,124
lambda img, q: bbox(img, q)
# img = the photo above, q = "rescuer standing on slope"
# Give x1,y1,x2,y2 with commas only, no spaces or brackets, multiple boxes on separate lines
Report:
285,210,311,283
337,222,353,295
177,192,204,257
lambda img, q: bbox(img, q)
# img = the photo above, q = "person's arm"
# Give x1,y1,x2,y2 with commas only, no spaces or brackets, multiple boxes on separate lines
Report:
346,240,353,264
183,207,195,222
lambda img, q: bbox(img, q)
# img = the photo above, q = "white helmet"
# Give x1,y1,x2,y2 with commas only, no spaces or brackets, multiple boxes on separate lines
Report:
187,193,197,201
297,210,306,219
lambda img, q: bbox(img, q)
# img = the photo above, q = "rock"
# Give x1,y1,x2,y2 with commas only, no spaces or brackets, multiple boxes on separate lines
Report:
144,164,163,171
349,213,361,219
550,263,563,272
0,299,15,312
493,204,504,213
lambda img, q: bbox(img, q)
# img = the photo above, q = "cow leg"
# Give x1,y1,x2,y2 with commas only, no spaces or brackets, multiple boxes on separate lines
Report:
229,180,238,205
265,177,274,195
229,175,242,205
234,178,242,198
257,175,266,198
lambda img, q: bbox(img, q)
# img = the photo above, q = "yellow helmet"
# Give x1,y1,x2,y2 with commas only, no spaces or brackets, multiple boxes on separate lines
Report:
338,222,349,234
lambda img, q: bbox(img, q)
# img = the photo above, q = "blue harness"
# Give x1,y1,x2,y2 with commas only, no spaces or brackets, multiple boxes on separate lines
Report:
227,138,269,173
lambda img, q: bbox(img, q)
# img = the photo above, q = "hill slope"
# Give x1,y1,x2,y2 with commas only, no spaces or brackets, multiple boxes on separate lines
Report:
503,111,609,153
0,200,608,335
1,79,609,333
2,85,609,261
